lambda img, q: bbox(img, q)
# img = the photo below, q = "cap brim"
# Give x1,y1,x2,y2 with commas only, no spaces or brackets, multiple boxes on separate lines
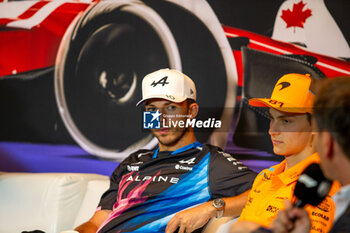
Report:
249,98,313,113
136,95,187,106
248,98,271,108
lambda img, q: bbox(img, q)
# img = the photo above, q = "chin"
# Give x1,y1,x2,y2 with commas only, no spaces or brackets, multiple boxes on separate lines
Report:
154,129,186,146
156,135,177,146
273,149,290,157
158,139,174,146
273,147,284,156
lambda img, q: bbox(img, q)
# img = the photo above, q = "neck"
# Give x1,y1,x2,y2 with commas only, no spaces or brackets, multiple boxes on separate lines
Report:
340,176,350,187
284,147,315,171
158,130,197,152
333,151,350,186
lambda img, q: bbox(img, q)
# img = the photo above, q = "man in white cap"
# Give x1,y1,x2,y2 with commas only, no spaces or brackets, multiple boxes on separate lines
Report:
75,68,256,233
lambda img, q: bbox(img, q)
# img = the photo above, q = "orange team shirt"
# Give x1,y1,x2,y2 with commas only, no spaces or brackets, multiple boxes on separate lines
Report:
238,153,341,233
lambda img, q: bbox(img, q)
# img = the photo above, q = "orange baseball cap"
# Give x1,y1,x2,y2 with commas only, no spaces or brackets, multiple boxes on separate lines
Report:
249,73,315,113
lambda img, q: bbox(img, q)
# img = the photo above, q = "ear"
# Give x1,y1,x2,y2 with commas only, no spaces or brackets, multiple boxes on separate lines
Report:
323,132,334,160
188,103,199,119
310,131,317,148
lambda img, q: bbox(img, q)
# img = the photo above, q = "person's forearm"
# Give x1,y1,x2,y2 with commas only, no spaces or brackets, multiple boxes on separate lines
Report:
75,209,111,233
165,190,250,233
75,222,99,233
222,190,250,217
205,190,250,219
74,222,98,233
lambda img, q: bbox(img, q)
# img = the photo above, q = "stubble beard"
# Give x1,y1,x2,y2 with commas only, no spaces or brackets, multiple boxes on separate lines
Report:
154,127,189,148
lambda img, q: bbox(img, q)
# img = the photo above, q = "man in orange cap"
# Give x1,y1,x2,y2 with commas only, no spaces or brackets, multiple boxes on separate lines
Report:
272,77,350,233
230,73,340,233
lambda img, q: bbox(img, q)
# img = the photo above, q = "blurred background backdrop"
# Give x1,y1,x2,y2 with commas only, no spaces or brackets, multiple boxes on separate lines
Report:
0,0,349,176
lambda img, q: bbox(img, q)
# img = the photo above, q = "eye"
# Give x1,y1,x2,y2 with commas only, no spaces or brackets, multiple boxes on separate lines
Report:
146,107,157,112
167,105,177,111
282,119,291,124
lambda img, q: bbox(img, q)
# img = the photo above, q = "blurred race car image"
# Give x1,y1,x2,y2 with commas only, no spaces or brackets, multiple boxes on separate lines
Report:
0,0,349,161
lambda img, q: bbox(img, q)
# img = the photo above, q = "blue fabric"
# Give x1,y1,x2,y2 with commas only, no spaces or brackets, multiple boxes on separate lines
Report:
152,141,203,158
124,152,211,232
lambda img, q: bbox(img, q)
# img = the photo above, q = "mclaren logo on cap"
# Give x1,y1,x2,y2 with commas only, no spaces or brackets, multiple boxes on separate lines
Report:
278,81,291,90
151,76,169,87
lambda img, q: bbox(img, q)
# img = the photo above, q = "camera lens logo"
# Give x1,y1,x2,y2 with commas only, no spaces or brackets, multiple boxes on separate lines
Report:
143,110,161,129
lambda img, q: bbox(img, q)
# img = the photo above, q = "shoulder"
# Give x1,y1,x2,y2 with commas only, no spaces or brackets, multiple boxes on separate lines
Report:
204,144,244,164
202,144,222,152
122,149,154,164
204,144,235,160
205,145,239,164
204,144,255,174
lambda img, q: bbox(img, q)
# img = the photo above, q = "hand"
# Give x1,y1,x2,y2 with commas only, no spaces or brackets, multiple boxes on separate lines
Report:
165,202,215,233
272,200,311,233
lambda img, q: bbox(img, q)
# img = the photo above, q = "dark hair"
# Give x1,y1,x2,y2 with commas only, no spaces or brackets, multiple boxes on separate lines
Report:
313,77,350,159
186,99,196,107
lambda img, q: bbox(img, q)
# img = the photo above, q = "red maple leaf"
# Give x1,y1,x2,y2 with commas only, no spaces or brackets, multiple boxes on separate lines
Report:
280,1,312,32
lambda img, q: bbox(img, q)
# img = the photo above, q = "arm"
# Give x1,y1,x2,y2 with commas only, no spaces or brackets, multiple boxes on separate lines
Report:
221,190,250,217
75,209,111,233
166,147,256,233
165,190,250,233
75,159,126,233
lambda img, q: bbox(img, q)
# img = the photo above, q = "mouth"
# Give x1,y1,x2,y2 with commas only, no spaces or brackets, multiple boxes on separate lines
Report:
271,139,283,146
156,128,170,135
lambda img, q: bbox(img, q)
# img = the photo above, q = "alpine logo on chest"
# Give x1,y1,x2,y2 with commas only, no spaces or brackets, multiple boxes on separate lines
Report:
125,174,180,184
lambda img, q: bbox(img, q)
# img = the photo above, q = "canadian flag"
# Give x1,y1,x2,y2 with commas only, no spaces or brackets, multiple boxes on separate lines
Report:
272,0,350,58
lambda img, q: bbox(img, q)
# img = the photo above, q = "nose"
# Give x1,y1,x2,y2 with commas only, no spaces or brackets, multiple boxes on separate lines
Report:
159,109,164,122
268,120,279,136
159,108,169,126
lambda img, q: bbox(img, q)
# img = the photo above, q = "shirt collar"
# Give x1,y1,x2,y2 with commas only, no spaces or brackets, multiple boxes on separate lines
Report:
266,153,320,185
153,141,202,158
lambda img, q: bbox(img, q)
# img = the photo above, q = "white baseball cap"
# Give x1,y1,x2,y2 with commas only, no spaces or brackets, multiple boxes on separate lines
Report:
136,68,197,106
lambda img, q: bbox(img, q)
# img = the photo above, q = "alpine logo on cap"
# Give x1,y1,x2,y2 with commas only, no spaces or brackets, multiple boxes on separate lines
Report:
278,81,291,90
151,76,169,87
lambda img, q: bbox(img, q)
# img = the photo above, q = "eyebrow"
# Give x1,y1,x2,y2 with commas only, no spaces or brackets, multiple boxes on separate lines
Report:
144,104,155,108
145,102,173,108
